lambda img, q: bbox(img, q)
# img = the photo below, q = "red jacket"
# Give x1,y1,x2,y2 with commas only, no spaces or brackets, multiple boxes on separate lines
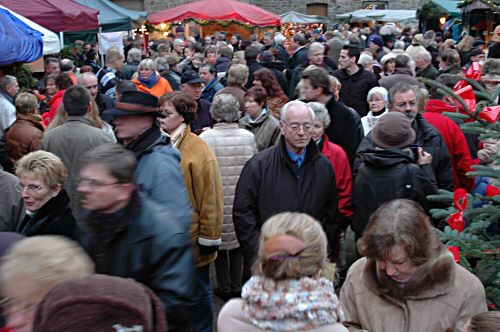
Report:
424,99,475,191
320,134,354,223
42,89,65,126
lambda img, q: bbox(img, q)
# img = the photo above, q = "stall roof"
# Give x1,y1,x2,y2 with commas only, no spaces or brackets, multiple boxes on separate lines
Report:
0,0,99,32
280,11,329,24
149,0,281,27
0,7,43,65
337,9,417,22
432,0,461,17
74,0,147,32
0,4,60,55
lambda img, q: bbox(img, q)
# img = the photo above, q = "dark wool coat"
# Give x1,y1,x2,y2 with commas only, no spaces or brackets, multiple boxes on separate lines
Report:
233,138,338,254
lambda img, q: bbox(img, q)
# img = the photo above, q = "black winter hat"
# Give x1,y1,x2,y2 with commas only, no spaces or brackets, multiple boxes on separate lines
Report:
104,91,159,117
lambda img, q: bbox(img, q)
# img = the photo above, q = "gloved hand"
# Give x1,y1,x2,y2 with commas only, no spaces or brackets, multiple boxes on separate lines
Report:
199,245,219,256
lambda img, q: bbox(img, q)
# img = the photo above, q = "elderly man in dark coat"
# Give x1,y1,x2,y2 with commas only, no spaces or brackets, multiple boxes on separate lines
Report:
233,100,338,282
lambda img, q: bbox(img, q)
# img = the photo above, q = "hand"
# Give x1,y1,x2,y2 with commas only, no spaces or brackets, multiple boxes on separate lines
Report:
199,245,219,256
417,147,432,165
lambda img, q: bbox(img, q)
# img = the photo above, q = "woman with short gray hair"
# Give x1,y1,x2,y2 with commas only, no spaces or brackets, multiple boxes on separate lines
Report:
308,102,353,234
200,94,257,301
361,86,388,135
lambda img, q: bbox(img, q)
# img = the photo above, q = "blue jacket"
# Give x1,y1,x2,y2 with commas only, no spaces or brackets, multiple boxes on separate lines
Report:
134,132,193,230
201,77,224,103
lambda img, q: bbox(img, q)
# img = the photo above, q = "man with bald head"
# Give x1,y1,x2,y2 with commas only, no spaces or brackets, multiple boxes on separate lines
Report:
78,72,114,122
233,100,338,281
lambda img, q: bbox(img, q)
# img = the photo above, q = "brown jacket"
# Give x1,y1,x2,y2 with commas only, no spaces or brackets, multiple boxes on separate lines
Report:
340,244,487,332
6,114,44,167
177,127,223,267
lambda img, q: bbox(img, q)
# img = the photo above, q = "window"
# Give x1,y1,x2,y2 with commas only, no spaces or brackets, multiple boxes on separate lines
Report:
307,3,328,17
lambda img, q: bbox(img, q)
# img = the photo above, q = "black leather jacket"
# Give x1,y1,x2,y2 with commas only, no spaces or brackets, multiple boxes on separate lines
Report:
78,191,199,332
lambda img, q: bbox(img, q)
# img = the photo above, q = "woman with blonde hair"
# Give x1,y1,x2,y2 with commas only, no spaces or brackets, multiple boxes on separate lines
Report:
218,212,347,332
15,151,76,239
0,235,93,332
341,199,487,331
132,58,173,98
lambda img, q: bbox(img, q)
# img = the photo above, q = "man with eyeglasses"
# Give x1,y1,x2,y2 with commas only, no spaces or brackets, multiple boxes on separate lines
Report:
103,90,192,230
233,100,338,282
42,86,113,217
76,144,198,332
354,82,453,192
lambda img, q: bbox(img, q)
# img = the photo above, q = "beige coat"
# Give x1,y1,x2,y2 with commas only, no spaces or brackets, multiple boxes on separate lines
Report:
340,245,487,332
218,299,349,332
199,123,257,251
42,116,113,217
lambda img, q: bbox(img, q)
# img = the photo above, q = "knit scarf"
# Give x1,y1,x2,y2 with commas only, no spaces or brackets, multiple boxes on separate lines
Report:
126,125,161,159
242,276,344,331
138,72,158,89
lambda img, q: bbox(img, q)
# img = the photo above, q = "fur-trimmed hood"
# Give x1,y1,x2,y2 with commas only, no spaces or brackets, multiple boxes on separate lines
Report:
363,241,455,300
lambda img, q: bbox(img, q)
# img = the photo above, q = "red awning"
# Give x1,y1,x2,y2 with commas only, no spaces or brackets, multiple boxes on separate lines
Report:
149,0,281,27
0,0,99,32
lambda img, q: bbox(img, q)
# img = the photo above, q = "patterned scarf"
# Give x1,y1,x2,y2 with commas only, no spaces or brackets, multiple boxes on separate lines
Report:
242,276,344,331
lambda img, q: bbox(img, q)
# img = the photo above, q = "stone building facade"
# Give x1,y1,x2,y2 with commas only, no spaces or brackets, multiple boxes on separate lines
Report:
112,0,426,18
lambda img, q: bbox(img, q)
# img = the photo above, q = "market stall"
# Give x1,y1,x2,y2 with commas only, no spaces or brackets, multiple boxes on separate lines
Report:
0,7,43,65
0,0,99,47
148,0,281,41
459,0,500,41
0,4,60,55
337,9,418,27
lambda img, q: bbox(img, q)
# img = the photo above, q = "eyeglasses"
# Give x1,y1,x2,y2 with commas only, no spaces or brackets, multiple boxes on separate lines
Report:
15,183,44,193
284,123,313,132
77,177,120,189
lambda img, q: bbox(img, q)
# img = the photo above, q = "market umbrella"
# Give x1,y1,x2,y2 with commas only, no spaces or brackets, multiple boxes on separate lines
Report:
0,4,60,55
0,7,43,65
0,0,99,32
149,0,281,27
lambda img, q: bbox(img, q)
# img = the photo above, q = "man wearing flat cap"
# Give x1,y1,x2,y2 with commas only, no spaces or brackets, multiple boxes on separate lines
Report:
181,70,214,134
104,90,193,230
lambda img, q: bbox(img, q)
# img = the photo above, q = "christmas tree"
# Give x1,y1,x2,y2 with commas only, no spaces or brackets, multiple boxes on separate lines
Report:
419,66,500,309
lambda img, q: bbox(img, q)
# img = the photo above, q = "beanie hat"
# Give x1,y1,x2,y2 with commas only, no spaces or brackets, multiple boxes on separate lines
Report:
367,34,384,47
33,274,167,332
371,112,416,149
260,51,274,62
467,48,485,57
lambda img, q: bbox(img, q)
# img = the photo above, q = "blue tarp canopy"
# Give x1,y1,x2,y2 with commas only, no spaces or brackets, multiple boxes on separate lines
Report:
0,7,43,65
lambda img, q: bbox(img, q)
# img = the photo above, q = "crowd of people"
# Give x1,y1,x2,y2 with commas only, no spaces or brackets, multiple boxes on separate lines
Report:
0,21,499,331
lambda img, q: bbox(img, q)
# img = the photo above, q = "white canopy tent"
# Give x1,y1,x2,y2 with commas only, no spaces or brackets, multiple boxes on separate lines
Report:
281,11,329,24
0,4,61,55
337,9,417,22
